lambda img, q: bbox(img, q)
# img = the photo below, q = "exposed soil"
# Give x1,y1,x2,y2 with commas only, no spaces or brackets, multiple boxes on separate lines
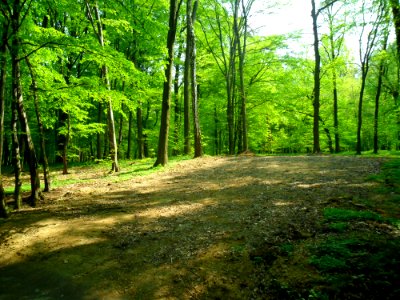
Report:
0,155,399,299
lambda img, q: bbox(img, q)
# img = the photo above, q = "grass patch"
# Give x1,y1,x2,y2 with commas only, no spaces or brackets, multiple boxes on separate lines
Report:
4,184,31,195
328,222,348,232
258,158,400,299
324,207,383,222
308,234,400,298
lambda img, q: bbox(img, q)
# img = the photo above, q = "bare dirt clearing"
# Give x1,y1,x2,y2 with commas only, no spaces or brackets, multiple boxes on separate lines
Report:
0,155,398,299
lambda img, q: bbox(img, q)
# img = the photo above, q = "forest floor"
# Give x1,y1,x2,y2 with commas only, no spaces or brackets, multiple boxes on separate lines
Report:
0,155,399,300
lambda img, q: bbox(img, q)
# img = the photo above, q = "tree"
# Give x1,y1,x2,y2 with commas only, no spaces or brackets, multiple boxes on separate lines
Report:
9,0,41,206
199,0,238,154
321,3,348,153
154,0,183,166
356,0,387,155
25,57,51,191
310,0,339,154
186,0,202,157
373,37,388,154
0,15,8,217
85,0,120,172
390,0,400,56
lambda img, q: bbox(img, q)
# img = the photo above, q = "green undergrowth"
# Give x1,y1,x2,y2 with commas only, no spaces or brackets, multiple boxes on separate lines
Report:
4,184,31,195
50,156,191,188
254,159,400,299
3,156,192,197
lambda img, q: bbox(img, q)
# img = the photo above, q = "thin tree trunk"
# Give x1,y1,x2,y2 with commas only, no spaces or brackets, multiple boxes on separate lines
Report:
25,57,51,191
118,112,123,148
154,0,182,167
311,0,321,153
227,5,238,155
137,106,144,159
390,0,400,56
237,0,251,153
127,110,133,159
97,102,103,159
356,70,368,155
86,0,119,172
11,1,41,206
173,46,182,156
11,97,22,209
188,0,202,157
184,23,191,155
0,25,8,218
214,105,219,155
374,37,388,154
62,114,70,175
332,70,340,152
356,1,385,154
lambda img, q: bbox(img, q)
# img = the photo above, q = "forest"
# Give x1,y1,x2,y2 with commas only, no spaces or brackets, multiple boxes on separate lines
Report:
0,0,399,299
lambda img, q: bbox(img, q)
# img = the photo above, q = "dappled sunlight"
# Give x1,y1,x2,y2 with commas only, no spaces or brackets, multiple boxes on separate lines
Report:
136,201,211,219
0,156,389,299
274,200,292,206
0,217,110,265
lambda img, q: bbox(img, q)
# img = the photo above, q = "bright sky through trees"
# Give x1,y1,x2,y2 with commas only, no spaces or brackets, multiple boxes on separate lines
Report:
249,0,314,54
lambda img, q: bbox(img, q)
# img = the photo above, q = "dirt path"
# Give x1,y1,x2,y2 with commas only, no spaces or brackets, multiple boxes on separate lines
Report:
0,156,385,299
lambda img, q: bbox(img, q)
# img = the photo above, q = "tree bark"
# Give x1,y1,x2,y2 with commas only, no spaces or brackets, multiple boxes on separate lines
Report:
173,45,182,156
187,0,202,157
136,105,145,159
96,102,103,160
154,0,182,166
127,110,133,159
390,0,400,56
311,0,321,153
0,23,8,218
86,0,119,172
236,0,252,153
374,36,388,154
184,19,191,155
25,57,51,191
11,0,41,206
356,1,383,154
227,4,238,155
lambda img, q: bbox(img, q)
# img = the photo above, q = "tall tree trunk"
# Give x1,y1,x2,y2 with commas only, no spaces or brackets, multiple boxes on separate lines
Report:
118,112,123,149
227,4,238,155
0,24,8,218
311,0,321,153
356,70,367,155
390,0,400,56
214,105,219,155
11,88,22,209
310,0,339,153
188,0,202,157
184,24,191,155
25,57,51,191
97,102,103,159
154,0,182,166
356,0,383,154
11,0,41,206
173,46,182,156
137,106,145,159
127,110,133,159
374,36,388,154
236,0,252,153
62,114,70,175
86,0,119,172
332,70,340,152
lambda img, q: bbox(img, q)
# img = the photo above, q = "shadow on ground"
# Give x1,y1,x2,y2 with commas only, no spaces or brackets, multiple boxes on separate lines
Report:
0,156,397,299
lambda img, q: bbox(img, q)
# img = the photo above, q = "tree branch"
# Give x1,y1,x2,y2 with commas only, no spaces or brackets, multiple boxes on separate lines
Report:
317,0,340,16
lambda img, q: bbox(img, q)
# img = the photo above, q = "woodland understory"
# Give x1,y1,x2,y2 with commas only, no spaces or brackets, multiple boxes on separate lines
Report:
1,0,400,298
